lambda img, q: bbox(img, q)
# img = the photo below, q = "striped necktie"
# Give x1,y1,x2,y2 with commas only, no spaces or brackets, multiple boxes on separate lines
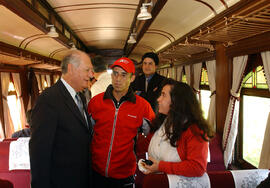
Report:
145,77,150,92
75,93,85,117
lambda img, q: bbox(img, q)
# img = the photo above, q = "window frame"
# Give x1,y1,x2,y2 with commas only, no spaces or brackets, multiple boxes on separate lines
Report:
199,64,211,119
234,53,269,169
236,87,270,169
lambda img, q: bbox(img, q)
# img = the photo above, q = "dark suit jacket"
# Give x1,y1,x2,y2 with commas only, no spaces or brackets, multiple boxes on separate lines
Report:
131,72,165,112
29,80,92,188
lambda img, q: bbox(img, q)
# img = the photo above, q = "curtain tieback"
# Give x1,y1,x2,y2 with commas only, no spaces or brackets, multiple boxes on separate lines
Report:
210,90,216,98
230,90,240,101
193,88,200,94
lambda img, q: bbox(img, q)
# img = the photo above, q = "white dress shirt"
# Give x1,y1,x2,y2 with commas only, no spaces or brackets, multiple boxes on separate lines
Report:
91,71,112,98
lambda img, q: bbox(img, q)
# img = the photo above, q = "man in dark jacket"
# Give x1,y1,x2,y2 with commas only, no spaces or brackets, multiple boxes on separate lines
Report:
131,52,166,112
29,50,94,188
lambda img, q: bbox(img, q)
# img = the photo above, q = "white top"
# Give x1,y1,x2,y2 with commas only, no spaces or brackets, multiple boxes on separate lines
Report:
148,121,180,162
91,72,112,98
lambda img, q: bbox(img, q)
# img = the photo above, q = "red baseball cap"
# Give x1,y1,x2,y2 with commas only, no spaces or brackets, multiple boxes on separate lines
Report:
110,57,135,74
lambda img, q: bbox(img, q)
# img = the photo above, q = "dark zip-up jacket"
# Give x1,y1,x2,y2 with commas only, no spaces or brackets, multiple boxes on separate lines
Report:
131,72,166,112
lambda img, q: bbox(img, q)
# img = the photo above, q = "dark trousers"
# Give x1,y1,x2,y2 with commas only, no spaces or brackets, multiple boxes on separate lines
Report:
93,170,134,188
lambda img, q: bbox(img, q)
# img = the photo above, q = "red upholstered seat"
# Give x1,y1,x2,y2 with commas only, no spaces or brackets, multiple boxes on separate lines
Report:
208,171,234,188
0,140,30,188
0,141,11,171
0,179,13,188
142,173,169,188
2,138,17,142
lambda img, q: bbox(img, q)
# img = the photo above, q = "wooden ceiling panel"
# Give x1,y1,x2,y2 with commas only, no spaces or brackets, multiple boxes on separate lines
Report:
23,37,67,61
137,32,170,51
86,39,126,50
47,0,139,50
82,30,129,47
0,5,68,62
142,0,217,51
0,6,43,48
133,0,239,63
192,1,270,43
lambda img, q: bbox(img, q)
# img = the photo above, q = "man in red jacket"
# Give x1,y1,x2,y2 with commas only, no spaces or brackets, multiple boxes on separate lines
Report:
88,57,155,188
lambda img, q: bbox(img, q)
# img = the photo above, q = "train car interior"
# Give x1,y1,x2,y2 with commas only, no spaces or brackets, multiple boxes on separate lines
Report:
0,0,270,187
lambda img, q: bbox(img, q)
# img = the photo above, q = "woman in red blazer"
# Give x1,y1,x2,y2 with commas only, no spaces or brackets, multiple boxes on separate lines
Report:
139,79,214,187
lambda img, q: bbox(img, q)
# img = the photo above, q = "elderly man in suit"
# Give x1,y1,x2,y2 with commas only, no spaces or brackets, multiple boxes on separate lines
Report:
29,50,94,188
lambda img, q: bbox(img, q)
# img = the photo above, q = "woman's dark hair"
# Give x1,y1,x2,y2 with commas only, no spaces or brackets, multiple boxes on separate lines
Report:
150,78,214,147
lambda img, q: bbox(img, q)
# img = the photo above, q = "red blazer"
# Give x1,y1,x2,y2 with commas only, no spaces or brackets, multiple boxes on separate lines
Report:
143,124,208,177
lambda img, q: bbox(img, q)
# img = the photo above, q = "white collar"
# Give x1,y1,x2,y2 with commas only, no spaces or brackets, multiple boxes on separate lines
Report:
61,78,77,99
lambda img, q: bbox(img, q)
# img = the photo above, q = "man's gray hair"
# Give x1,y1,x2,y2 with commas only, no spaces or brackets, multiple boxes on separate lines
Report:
61,51,82,74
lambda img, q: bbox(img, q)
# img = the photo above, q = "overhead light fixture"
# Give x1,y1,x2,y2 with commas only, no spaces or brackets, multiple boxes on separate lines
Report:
137,1,153,20
45,23,59,38
128,33,136,44
70,42,77,50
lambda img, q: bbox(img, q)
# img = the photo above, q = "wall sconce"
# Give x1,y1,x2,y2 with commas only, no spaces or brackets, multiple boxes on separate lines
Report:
128,33,137,44
45,23,59,38
137,1,153,20
69,42,77,50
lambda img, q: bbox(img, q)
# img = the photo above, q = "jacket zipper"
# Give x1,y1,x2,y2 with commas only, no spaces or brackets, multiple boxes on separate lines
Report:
105,101,124,177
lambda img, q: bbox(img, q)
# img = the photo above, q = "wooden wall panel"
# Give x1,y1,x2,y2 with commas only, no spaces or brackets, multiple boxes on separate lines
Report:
215,43,232,135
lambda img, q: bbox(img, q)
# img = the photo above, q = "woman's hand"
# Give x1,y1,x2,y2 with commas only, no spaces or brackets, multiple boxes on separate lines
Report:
142,156,160,174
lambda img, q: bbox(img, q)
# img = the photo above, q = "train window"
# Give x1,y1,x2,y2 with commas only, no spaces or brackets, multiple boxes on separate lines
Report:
200,68,210,119
242,66,268,89
167,67,176,80
40,75,47,90
242,95,270,167
64,29,71,39
7,82,23,133
53,75,60,84
43,80,48,89
239,65,270,168
161,68,168,77
200,90,211,119
182,74,187,83
200,68,209,85
35,74,42,93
